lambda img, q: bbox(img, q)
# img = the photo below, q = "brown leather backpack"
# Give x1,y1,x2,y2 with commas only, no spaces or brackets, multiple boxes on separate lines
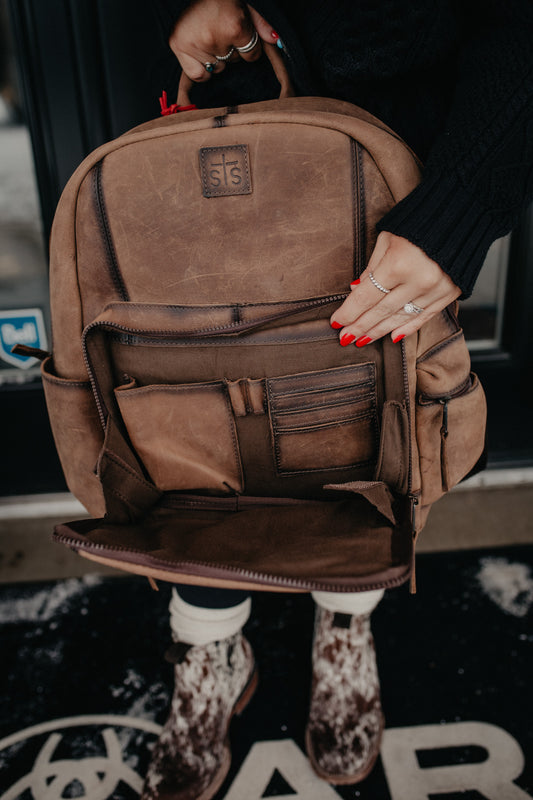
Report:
41,51,486,593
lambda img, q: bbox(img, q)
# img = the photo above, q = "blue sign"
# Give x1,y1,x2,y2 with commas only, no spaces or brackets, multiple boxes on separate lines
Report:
0,308,48,369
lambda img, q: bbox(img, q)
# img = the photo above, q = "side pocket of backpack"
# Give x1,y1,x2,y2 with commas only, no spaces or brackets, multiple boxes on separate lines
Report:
41,356,105,516
415,325,487,507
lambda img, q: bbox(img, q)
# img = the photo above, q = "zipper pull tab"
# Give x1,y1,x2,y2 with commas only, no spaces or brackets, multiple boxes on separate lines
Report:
11,343,50,361
159,90,171,115
410,557,417,595
440,397,449,437
159,90,197,116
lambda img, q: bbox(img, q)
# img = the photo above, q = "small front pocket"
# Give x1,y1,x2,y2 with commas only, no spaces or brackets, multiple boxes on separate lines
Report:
267,363,378,475
115,381,243,493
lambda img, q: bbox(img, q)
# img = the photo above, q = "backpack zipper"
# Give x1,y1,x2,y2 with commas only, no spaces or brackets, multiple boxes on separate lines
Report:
401,336,421,592
82,294,348,429
52,530,411,594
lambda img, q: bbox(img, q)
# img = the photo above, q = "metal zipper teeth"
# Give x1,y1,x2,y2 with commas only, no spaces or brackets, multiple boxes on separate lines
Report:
161,495,326,512
82,341,107,430
352,140,366,278
86,293,349,341
400,338,413,497
53,532,410,593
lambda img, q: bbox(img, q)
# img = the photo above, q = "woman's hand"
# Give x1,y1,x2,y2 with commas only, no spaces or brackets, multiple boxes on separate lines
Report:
169,0,274,82
330,232,461,345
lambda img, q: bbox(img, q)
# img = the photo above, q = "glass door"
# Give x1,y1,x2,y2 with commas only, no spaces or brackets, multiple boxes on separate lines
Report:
0,1,64,495
462,236,510,352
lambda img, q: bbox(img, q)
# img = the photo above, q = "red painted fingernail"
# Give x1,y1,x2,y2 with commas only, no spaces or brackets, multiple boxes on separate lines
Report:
356,335,372,347
271,30,280,40
330,320,343,329
350,279,361,287
393,334,405,343
340,333,356,346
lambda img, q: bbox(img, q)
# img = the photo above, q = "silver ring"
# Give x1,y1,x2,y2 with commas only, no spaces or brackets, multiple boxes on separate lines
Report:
368,272,391,294
215,47,235,62
204,61,216,73
403,301,424,314
236,31,259,53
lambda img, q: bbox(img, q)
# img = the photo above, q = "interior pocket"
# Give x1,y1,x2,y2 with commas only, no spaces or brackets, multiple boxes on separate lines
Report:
267,363,378,475
114,381,243,493
375,400,409,494
416,372,487,506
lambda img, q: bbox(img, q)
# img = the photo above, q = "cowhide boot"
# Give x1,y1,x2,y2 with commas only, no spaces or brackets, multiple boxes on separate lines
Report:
305,607,384,785
142,633,257,800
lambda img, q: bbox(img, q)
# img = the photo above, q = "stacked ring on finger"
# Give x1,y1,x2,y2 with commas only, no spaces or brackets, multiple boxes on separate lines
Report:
403,302,425,314
368,272,391,294
204,62,216,73
215,47,235,62
236,31,259,53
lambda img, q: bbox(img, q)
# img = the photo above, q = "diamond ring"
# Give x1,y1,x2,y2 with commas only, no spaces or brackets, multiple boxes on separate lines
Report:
403,302,424,314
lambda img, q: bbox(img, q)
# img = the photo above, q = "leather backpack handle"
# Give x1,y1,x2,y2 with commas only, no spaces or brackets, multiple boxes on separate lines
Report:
176,42,295,107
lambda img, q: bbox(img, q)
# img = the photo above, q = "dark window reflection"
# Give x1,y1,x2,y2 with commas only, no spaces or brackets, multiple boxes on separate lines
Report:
0,0,49,385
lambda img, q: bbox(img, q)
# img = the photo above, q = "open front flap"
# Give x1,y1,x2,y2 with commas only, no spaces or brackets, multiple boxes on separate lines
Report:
52,489,412,592
323,480,397,526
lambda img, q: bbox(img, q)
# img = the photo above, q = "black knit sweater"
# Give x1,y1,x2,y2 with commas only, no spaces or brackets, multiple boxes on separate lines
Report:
153,0,533,297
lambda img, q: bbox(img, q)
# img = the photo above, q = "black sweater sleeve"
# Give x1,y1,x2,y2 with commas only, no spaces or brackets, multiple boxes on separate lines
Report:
376,0,533,297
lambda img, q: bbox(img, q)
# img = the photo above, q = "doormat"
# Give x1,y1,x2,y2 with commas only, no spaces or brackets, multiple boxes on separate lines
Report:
0,545,532,799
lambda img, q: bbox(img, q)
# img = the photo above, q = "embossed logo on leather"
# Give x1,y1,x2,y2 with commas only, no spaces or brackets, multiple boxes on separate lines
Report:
199,145,252,198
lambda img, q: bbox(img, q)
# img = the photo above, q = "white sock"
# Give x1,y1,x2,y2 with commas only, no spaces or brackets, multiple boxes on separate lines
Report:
311,588,385,616
169,588,252,646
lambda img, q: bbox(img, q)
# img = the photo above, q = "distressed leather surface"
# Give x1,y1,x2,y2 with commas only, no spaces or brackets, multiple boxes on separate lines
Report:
46,95,485,588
